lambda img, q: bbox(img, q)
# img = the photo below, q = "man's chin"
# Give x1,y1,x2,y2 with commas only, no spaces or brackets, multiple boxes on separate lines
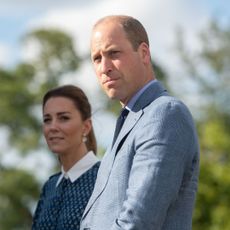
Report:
106,92,117,100
105,89,121,101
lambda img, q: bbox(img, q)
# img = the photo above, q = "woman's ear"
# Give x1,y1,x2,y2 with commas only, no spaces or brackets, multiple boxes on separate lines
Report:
83,118,92,136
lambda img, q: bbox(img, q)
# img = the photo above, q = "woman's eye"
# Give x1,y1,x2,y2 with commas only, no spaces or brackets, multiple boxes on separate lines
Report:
60,116,70,121
43,118,51,123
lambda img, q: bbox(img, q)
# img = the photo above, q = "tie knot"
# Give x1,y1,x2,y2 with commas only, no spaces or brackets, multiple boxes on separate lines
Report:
120,108,129,118
112,108,129,146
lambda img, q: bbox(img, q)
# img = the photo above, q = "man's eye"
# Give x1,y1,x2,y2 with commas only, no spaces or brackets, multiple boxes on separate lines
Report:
93,56,101,63
110,51,120,57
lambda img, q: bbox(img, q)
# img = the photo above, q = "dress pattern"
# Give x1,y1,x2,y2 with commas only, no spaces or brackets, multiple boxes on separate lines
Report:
32,162,100,230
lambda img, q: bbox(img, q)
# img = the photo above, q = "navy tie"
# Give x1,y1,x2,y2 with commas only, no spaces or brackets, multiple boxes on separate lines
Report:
112,108,129,146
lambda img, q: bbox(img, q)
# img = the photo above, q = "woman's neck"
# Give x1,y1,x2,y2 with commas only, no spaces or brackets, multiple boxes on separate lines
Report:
59,145,88,172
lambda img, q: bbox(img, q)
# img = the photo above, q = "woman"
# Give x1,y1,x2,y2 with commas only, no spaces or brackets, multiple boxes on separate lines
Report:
32,85,100,230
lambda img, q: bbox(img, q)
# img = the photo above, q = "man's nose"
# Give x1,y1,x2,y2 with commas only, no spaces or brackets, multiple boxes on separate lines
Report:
100,57,113,75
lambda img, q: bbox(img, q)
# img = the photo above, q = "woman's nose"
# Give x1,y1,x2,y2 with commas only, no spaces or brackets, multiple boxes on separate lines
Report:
49,120,59,130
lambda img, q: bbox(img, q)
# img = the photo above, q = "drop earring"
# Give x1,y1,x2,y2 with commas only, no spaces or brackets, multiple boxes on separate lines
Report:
82,134,87,143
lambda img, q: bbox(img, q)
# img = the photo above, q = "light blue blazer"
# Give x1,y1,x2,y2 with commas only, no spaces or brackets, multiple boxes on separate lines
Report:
80,81,199,230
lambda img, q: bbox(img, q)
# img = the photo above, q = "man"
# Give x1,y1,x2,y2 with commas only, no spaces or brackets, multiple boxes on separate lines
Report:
80,15,199,230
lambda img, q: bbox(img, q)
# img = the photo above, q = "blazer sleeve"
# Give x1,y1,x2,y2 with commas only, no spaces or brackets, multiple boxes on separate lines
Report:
111,100,198,230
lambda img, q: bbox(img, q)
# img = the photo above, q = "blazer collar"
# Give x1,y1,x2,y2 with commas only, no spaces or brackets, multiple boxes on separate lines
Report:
132,80,168,112
113,81,167,150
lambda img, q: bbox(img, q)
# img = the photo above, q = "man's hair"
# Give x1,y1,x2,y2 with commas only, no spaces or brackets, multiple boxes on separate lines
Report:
94,15,149,51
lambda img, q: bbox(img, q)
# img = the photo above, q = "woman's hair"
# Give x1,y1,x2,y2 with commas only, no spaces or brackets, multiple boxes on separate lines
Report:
42,85,97,154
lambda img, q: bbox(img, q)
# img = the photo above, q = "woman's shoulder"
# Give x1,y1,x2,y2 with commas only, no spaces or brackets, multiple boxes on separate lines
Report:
79,161,100,181
43,172,61,189
49,171,61,180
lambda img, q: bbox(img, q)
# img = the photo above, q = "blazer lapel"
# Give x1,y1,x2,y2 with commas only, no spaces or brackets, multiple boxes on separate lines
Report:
82,112,142,220
112,110,142,154
82,112,141,218
112,80,167,154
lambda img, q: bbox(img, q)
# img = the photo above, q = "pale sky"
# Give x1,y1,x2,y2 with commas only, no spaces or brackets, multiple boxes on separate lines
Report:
0,0,228,67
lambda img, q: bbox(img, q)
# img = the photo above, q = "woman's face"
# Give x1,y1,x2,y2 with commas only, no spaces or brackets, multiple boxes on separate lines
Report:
42,96,91,156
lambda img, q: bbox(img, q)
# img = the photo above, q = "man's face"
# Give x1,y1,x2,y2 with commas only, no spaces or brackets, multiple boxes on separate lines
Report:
91,20,149,106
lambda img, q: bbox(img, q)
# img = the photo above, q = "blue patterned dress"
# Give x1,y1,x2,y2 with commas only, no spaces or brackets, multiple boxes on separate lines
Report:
32,162,100,230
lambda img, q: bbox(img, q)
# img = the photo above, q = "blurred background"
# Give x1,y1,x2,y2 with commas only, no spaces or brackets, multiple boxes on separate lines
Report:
0,0,229,229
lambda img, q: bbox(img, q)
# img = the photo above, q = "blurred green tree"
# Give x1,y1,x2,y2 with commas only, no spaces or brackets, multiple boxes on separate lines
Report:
176,20,230,117
0,65,39,152
175,20,230,230
23,29,81,98
0,166,40,230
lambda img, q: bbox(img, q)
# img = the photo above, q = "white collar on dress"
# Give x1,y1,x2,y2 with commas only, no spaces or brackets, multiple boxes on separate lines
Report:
56,151,99,187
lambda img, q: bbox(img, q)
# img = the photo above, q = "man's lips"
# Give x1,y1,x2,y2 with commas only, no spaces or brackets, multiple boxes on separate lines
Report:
102,77,118,85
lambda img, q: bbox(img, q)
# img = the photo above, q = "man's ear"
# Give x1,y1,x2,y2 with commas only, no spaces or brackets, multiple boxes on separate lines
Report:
138,42,151,65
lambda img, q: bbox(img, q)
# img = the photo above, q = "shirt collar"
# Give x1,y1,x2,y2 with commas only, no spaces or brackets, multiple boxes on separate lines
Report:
126,79,157,110
56,151,99,187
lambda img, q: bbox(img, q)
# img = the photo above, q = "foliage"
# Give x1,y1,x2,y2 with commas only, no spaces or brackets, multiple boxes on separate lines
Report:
193,118,230,230
0,65,41,152
176,20,230,229
152,60,169,90
23,29,81,101
0,166,40,230
176,20,230,116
